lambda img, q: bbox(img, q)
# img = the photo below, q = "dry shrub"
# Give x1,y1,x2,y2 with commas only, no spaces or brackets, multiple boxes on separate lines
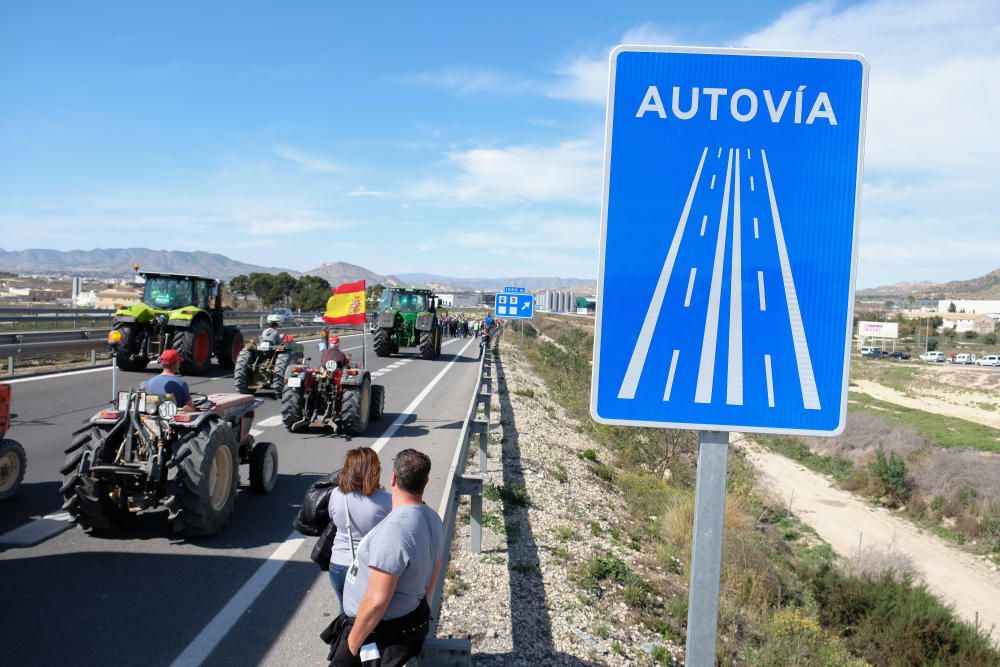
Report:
909,447,1000,507
845,544,914,581
658,494,752,554
805,411,928,463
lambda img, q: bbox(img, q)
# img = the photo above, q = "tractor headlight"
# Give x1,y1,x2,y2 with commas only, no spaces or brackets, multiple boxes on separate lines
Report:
144,394,160,415
157,400,178,420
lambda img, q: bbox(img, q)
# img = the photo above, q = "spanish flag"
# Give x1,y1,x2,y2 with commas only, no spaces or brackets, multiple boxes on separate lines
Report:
323,280,366,325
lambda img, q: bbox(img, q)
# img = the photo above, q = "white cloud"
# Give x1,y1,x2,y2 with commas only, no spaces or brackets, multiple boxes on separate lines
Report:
402,68,534,95
348,187,388,197
542,57,609,104
409,139,603,206
272,144,346,173
242,213,362,236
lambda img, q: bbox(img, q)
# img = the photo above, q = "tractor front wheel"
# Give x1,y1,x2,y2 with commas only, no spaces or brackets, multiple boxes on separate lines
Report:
249,441,279,494
340,378,371,435
167,420,239,537
0,438,26,501
281,384,306,432
373,327,393,357
174,318,214,375
369,384,385,422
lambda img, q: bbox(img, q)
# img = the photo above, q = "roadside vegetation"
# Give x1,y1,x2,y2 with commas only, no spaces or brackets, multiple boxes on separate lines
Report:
514,314,999,666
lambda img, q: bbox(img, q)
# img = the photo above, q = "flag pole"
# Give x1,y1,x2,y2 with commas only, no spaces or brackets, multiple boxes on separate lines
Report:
362,282,368,369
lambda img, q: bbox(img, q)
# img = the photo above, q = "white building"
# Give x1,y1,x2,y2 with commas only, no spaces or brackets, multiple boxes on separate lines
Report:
937,300,1000,320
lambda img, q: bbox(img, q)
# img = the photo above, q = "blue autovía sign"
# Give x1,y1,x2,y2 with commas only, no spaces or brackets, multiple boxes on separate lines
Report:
495,291,534,319
591,46,868,436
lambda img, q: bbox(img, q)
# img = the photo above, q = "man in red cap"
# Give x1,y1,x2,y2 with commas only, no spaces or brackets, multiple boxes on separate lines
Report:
142,349,194,410
320,335,351,369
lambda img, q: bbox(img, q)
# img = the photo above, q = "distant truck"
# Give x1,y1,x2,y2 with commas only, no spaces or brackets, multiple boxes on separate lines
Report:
954,353,977,365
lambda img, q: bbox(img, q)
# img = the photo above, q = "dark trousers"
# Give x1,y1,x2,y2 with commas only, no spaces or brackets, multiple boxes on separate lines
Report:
323,598,431,667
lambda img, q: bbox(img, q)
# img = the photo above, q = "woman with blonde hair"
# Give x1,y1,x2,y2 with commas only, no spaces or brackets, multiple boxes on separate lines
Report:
327,447,391,605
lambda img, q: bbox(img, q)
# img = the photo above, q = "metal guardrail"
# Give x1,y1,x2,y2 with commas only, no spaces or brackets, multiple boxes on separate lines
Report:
0,322,343,377
416,326,503,666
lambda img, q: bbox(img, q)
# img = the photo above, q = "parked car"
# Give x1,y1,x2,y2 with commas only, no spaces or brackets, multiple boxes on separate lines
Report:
861,347,887,358
955,353,977,365
267,307,295,325
976,354,1000,367
312,314,326,324
890,351,910,359
919,351,946,362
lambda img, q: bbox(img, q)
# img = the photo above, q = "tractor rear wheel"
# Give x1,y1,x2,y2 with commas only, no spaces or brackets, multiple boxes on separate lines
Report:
167,420,239,537
340,378,371,435
60,426,132,531
369,384,385,422
271,352,294,393
0,438,26,501
249,441,279,494
419,328,436,360
220,328,244,370
281,384,305,431
373,327,393,357
233,348,255,394
112,323,149,372
174,318,214,375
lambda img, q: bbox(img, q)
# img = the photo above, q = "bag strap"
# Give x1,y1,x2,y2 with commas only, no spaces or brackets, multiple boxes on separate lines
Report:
343,492,356,562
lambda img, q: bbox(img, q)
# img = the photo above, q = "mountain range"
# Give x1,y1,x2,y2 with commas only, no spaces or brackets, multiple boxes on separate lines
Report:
857,269,1000,300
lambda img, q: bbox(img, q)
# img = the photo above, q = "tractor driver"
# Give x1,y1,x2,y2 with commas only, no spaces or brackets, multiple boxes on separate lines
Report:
261,319,281,345
142,349,194,411
320,335,351,369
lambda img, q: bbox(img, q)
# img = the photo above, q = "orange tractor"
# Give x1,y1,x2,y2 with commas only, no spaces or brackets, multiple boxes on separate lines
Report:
0,383,26,501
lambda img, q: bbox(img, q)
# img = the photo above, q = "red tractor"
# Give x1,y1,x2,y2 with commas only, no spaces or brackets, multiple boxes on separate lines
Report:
61,389,279,536
281,359,384,435
0,383,26,501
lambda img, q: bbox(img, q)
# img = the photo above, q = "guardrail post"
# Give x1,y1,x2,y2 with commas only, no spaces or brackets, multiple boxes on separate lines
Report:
90,349,97,366
457,474,483,554
471,420,488,473
6,356,13,376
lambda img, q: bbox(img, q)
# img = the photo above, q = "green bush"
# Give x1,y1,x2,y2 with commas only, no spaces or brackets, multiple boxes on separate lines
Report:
870,446,910,506
580,448,598,461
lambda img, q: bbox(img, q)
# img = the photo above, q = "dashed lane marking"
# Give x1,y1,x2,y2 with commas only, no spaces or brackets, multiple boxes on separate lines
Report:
256,415,283,428
0,512,72,546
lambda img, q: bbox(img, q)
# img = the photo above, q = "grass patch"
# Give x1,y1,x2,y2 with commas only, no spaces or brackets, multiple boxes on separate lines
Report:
548,461,568,483
554,525,579,541
848,391,1000,453
513,387,535,398
757,435,855,482
485,482,530,507
579,448,598,461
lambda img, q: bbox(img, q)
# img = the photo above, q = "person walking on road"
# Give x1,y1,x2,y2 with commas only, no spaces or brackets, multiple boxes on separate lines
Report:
327,447,392,608
323,449,443,666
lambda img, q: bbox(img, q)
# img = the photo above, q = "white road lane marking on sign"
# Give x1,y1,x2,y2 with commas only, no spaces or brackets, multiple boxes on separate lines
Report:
761,149,821,410
757,272,767,311
710,174,716,190
169,533,307,667
750,175,755,191
700,214,708,236
753,217,759,239
256,415,283,427
717,147,722,158
727,149,743,406
746,148,750,160
170,335,476,667
618,147,708,399
695,148,734,404
764,354,775,407
663,350,680,401
684,268,697,308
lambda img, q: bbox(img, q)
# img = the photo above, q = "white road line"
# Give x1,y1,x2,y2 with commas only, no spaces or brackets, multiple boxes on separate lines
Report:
170,335,476,667
256,415,283,427
0,516,73,546
700,214,708,236
695,148,734,404
618,147,708,399
663,350,680,401
750,175,755,192
761,149,821,410
710,174,716,190
757,271,767,311
684,268,697,308
42,510,72,521
727,150,743,406
370,372,385,378
249,428,264,437
169,534,307,667
753,217,759,239
764,354,775,407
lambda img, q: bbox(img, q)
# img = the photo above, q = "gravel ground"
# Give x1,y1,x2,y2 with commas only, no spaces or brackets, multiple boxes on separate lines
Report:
437,339,681,665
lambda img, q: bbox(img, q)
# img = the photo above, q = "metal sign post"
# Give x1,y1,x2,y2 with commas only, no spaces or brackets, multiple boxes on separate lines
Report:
590,45,868,666
111,355,118,402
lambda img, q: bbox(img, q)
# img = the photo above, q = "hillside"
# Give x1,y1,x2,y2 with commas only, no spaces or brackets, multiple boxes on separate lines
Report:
0,248,294,280
858,268,1000,300
304,261,401,286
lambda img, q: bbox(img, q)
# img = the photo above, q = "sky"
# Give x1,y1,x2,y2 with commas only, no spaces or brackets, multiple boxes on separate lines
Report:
1,0,998,287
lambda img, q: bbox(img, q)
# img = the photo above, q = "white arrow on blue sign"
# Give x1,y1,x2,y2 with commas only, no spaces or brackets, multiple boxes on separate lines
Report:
495,291,534,319
591,46,868,436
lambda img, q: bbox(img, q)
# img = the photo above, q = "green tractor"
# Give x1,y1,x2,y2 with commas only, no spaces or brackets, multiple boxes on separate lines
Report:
372,288,443,360
108,272,244,375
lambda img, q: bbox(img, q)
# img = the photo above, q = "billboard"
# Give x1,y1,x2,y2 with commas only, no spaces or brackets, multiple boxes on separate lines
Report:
858,321,898,339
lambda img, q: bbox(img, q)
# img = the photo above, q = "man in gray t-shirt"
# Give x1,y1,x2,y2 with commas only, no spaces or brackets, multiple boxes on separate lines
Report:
332,449,443,666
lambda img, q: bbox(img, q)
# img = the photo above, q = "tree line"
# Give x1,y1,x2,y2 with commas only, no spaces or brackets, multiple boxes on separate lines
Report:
229,273,385,312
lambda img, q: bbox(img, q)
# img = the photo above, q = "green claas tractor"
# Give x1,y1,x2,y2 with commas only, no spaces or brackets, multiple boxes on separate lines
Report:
108,272,244,375
372,288,442,360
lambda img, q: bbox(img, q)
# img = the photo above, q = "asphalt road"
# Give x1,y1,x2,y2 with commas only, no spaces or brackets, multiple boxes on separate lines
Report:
0,331,482,666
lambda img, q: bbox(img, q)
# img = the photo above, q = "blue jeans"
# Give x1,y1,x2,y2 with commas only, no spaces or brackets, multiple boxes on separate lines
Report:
328,563,349,608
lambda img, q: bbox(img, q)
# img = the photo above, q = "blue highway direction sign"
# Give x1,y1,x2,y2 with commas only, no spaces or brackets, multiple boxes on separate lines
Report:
495,291,534,319
591,46,868,436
